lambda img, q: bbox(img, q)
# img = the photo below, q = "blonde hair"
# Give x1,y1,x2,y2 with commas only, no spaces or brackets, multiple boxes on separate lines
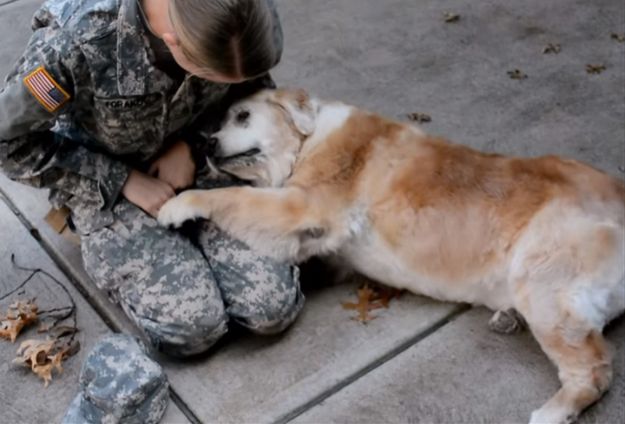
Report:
169,0,282,79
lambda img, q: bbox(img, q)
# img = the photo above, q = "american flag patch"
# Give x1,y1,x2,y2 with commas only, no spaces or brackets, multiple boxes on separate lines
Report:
23,66,71,113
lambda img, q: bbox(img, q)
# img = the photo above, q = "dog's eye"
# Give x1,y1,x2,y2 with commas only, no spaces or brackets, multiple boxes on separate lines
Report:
236,110,250,123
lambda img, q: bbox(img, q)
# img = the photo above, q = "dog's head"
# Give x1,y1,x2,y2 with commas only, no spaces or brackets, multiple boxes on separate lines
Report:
209,88,316,187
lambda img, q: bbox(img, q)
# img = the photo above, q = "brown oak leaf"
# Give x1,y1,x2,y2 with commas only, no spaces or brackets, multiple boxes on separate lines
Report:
0,300,39,342
342,283,404,323
443,12,460,23
48,326,79,339
586,64,606,74
542,43,561,54
371,285,403,308
32,362,55,387
611,33,625,43
342,284,377,322
13,339,55,367
508,69,528,80
406,113,432,123
12,338,79,387
49,351,66,374
38,321,54,333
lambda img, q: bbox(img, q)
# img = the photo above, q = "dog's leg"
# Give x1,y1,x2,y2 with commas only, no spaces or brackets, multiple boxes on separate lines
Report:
512,271,614,423
525,321,612,424
158,187,328,261
508,214,624,424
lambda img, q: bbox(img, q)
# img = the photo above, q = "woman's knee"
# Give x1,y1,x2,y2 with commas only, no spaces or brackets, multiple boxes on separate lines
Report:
82,210,232,356
128,301,229,357
235,266,305,335
120,266,230,357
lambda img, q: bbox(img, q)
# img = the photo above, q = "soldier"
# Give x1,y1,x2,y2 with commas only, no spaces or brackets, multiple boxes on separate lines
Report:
0,0,304,357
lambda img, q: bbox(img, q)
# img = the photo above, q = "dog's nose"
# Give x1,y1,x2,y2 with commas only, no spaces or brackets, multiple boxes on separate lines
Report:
207,136,219,156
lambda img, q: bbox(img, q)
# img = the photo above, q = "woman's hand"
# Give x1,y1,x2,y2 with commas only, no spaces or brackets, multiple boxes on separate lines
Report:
148,140,196,191
122,169,176,218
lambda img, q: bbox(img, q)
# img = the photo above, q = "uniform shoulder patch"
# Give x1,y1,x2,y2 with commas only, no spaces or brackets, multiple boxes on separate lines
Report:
23,66,71,113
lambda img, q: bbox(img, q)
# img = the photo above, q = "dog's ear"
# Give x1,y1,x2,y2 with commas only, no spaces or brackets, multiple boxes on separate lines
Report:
272,89,316,136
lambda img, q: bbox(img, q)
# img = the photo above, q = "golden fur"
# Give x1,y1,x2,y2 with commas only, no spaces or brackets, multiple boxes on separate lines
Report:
159,89,625,424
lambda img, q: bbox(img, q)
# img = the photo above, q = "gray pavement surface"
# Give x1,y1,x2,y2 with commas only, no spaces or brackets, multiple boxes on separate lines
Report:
0,198,189,424
294,309,625,424
160,287,462,424
0,174,141,336
0,199,111,423
1,0,624,423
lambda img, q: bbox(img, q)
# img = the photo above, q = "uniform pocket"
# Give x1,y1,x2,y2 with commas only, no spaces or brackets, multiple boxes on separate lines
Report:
92,94,165,157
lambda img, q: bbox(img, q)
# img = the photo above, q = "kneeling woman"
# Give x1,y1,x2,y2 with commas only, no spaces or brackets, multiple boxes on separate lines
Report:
0,0,303,357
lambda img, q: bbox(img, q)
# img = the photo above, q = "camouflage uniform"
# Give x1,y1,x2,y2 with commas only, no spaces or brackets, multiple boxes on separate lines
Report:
62,334,170,424
0,0,304,359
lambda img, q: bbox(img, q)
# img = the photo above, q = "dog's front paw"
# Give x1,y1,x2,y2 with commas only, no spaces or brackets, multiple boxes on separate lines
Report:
529,406,577,424
158,192,203,228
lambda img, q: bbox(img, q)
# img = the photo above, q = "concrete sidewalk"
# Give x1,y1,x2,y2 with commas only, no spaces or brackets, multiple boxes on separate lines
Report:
1,0,623,423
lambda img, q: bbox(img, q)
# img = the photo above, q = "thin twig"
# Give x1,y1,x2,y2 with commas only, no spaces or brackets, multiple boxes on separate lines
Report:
0,269,38,302
0,0,21,7
38,306,73,316
9,254,78,343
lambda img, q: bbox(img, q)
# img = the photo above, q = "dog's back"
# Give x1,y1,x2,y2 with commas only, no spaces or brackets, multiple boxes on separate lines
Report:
287,109,623,308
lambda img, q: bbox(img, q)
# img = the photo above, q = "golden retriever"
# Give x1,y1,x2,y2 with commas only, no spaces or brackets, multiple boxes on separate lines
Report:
158,88,625,424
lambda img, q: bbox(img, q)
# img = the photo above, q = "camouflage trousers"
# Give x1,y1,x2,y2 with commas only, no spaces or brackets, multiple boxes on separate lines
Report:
79,178,304,357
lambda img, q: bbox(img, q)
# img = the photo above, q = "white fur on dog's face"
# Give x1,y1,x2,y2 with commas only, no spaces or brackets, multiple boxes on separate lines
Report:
211,89,316,187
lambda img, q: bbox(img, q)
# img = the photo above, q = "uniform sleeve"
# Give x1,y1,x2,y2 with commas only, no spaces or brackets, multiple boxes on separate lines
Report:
0,26,130,211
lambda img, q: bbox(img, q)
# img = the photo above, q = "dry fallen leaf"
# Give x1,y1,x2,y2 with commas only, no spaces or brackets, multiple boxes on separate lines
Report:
7,300,39,321
48,325,79,340
0,300,39,342
373,285,403,308
586,64,606,74
33,363,55,387
342,283,404,323
542,43,561,54
2,256,80,387
443,12,460,23
49,349,69,374
406,113,432,123
507,69,528,80
12,338,80,387
611,33,625,43
37,321,54,333
13,340,55,367
342,284,376,322
1,320,24,343
13,339,56,386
